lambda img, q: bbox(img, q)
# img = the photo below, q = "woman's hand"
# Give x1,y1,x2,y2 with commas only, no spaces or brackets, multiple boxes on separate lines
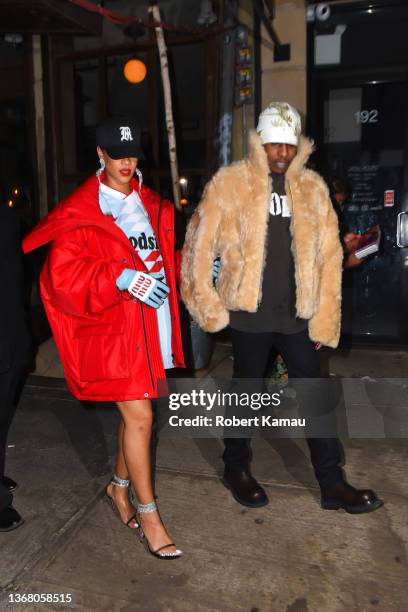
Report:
116,269,169,308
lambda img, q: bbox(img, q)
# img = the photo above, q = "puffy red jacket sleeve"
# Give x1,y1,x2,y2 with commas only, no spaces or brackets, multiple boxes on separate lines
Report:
43,229,124,318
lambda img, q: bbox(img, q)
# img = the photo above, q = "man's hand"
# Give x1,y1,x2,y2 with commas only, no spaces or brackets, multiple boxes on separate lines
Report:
344,252,363,269
212,257,221,285
116,269,169,309
342,233,364,268
343,232,361,254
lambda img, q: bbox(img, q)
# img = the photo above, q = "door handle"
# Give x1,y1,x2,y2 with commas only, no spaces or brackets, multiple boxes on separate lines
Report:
397,211,408,247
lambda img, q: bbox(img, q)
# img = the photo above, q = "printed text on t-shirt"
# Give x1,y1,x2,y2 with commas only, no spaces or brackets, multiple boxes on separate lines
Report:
269,193,290,218
129,233,159,250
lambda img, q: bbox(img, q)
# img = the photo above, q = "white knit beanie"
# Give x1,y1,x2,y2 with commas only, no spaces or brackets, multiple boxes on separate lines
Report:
256,102,301,146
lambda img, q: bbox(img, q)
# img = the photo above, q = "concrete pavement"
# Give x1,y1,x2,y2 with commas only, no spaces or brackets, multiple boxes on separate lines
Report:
0,344,407,611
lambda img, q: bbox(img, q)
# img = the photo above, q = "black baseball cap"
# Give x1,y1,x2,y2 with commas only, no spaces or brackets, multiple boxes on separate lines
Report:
96,117,144,159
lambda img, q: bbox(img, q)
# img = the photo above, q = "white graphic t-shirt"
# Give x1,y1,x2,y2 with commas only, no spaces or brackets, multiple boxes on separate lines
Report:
99,182,173,369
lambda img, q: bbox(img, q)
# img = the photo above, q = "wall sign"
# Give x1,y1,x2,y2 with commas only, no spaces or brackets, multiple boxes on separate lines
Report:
384,190,395,207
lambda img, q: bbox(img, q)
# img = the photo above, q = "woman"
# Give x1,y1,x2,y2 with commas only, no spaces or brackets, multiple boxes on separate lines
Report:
23,118,184,559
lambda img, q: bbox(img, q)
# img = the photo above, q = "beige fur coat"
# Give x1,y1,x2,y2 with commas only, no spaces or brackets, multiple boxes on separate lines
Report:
180,130,343,348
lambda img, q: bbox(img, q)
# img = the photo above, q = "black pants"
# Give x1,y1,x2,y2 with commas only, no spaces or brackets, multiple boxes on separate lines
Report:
223,328,343,489
0,483,12,512
0,366,24,483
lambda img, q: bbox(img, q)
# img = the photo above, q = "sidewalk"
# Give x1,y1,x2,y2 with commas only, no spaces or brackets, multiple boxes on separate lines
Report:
1,344,407,611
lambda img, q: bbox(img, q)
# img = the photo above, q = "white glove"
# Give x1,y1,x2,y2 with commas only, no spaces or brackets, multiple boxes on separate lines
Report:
116,269,169,309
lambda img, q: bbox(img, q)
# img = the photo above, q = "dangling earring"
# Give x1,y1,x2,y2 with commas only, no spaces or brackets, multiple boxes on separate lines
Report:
135,167,143,194
96,157,105,181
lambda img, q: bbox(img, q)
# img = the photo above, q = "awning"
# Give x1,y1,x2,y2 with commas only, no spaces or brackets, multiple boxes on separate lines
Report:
0,0,102,35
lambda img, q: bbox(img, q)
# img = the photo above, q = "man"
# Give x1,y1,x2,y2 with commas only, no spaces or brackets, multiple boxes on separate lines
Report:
181,102,382,514
0,204,30,531
330,177,368,269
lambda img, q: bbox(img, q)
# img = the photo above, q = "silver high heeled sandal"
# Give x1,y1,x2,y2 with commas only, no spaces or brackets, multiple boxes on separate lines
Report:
136,501,183,559
105,474,138,529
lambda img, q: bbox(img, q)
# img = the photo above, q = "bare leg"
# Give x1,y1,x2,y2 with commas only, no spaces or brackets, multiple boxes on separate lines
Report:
116,418,127,477
106,418,138,528
116,399,178,555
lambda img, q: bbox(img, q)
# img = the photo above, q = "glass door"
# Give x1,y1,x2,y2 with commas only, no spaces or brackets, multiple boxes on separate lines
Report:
312,79,408,344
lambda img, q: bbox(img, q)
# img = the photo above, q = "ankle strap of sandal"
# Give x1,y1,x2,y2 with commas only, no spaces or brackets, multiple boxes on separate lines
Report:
138,501,157,513
111,474,130,488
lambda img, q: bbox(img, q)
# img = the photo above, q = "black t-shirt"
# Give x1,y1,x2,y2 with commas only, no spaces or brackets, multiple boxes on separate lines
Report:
229,173,307,334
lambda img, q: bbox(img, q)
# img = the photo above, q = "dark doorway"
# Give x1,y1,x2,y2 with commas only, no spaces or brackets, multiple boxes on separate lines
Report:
312,78,408,344
308,1,408,345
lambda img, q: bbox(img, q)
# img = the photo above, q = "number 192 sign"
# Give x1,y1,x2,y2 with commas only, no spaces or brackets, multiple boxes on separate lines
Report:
355,109,379,123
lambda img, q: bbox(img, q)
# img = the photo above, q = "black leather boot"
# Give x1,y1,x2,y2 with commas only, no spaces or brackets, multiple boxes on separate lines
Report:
321,481,383,514
223,470,269,508
0,506,24,532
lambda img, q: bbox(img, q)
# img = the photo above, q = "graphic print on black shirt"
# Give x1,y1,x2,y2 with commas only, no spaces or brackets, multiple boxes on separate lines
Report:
269,186,290,218
229,172,307,334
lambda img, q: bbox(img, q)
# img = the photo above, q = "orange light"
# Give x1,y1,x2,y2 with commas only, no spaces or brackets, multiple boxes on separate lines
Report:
123,59,147,84
8,200,13,207
180,198,188,206
13,188,19,196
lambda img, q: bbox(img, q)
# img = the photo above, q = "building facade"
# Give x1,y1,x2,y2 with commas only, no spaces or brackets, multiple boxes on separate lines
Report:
1,0,407,345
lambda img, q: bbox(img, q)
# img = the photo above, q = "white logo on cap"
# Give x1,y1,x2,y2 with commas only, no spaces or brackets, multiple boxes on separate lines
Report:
120,126,133,142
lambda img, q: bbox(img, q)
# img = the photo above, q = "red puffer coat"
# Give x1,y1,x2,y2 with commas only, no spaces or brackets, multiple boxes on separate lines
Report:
23,175,185,401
